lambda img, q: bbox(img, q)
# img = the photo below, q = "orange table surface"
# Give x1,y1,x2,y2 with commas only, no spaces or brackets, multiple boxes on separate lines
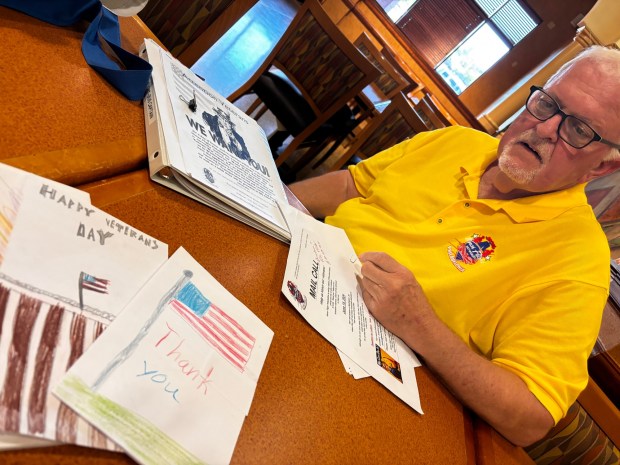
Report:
0,8,158,186
0,170,531,464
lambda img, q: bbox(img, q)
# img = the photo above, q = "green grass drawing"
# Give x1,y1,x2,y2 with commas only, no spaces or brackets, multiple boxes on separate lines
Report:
56,374,207,465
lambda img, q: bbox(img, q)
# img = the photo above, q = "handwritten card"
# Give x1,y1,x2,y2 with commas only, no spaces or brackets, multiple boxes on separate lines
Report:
280,204,422,414
0,183,166,323
0,164,168,450
0,163,91,267
55,247,274,465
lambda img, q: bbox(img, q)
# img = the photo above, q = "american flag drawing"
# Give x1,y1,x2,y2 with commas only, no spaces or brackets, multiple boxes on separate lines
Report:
80,273,110,294
170,282,256,372
78,272,110,311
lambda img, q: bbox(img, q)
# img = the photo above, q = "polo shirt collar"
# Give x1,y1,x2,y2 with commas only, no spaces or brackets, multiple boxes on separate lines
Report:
460,149,589,223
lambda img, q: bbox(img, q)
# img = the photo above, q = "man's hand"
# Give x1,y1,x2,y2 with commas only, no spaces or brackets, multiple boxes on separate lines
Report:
358,252,438,352
358,251,554,447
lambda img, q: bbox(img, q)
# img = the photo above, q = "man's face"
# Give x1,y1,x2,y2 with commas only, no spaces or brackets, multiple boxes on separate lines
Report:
496,61,620,195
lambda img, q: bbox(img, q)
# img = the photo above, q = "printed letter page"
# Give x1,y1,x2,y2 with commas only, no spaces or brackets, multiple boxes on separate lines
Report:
280,205,422,413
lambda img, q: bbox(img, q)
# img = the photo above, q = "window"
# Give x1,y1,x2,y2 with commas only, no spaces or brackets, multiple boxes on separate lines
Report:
477,0,538,45
377,0,418,23
437,0,538,94
436,23,509,94
376,0,540,94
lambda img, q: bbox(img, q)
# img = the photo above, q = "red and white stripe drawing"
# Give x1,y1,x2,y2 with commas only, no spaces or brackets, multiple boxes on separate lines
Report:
0,282,119,450
79,273,110,294
78,272,110,312
169,282,256,372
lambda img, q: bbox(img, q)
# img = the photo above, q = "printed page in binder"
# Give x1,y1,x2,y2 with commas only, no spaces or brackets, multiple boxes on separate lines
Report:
142,39,290,243
55,247,273,465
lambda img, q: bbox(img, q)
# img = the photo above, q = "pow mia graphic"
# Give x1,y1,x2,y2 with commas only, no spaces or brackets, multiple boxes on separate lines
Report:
287,280,307,310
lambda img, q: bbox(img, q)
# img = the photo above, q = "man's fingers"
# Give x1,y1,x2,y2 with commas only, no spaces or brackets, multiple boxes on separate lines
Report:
359,251,401,273
358,262,386,287
359,274,387,308
360,285,378,314
359,252,401,287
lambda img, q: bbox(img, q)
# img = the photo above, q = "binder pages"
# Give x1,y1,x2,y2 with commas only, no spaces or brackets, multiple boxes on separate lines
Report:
141,39,291,242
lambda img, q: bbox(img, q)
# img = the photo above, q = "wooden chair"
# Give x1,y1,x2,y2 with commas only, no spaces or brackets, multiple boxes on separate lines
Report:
414,93,452,130
138,0,258,66
227,0,379,168
289,33,422,177
525,379,620,464
354,32,414,103
326,92,428,172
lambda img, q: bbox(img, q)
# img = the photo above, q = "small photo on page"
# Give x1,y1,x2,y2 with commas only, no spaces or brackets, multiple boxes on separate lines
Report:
376,345,402,382
286,280,308,310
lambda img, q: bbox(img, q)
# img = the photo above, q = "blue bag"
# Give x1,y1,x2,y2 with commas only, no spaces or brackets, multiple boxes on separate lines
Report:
0,0,152,101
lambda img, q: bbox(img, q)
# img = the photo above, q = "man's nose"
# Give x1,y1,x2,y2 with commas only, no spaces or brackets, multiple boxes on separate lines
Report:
535,114,562,142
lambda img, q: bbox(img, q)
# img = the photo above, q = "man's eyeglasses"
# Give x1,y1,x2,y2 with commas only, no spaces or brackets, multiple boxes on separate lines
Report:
525,86,620,150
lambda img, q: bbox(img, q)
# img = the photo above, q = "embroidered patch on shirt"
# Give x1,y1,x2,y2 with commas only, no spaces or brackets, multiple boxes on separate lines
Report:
447,234,496,272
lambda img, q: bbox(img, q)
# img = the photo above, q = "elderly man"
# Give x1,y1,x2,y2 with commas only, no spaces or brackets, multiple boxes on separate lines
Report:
288,46,620,447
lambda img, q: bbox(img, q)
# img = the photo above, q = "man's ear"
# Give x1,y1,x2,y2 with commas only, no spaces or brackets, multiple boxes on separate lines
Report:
582,158,620,183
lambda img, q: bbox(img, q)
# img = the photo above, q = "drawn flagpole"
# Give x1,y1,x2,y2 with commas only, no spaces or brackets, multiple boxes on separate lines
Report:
78,272,84,311
92,270,193,391
78,272,110,311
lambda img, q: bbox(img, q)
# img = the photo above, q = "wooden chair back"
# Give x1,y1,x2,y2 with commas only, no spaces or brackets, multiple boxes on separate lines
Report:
328,92,428,171
414,93,451,130
379,44,420,96
228,0,379,167
138,0,258,66
354,32,412,101
525,378,620,463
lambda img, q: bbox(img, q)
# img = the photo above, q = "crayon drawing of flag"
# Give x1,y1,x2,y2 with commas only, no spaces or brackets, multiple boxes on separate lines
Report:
80,273,110,294
78,272,110,311
170,282,256,372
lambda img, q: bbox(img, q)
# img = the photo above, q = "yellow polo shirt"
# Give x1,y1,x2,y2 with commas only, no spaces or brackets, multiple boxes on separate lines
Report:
326,126,610,423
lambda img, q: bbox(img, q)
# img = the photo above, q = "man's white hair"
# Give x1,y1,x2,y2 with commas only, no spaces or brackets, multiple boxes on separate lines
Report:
546,45,620,86
547,46,620,161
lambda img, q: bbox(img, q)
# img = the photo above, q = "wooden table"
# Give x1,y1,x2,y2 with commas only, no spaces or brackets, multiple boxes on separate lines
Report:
0,8,532,465
0,170,529,464
0,7,159,186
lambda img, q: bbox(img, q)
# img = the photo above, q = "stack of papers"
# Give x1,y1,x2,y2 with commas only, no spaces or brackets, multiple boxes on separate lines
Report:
278,204,423,414
0,164,273,465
